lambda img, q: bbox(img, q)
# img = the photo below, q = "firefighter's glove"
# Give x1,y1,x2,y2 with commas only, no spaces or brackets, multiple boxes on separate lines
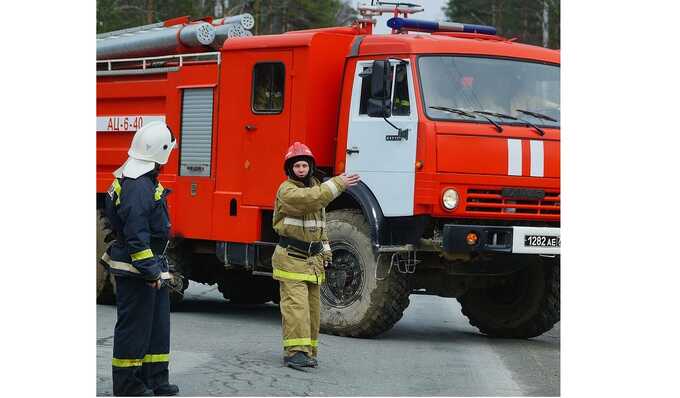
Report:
146,279,161,289
322,241,333,268
160,271,184,293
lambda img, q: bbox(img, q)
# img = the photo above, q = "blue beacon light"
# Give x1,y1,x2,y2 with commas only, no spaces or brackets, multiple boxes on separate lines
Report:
386,17,497,36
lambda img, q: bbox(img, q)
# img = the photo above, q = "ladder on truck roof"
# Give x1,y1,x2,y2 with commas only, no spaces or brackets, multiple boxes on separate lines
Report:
97,51,220,76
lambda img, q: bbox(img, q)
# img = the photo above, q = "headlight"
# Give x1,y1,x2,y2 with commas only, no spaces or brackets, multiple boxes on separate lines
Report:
442,188,459,210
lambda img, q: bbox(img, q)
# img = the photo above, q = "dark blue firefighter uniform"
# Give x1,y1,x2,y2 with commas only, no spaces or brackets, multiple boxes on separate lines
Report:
102,170,174,396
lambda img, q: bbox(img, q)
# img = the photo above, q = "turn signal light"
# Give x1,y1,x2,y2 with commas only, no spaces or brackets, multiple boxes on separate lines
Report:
466,232,478,246
415,160,423,170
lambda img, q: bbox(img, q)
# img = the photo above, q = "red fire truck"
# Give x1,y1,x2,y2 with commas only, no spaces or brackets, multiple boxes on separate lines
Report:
97,4,560,338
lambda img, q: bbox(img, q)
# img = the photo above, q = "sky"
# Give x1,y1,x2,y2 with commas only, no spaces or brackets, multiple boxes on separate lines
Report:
349,0,446,33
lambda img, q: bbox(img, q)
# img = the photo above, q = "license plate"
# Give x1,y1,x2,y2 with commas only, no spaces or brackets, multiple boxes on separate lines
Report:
524,235,560,248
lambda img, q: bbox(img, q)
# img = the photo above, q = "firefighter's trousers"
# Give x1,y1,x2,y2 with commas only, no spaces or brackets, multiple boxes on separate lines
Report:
279,279,321,357
112,276,171,396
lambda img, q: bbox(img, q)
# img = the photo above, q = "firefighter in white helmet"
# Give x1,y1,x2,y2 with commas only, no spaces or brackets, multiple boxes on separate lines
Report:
272,142,360,370
101,121,179,396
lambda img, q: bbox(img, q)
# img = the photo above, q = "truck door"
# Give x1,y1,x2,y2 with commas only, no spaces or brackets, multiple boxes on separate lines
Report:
345,60,419,216
239,51,293,206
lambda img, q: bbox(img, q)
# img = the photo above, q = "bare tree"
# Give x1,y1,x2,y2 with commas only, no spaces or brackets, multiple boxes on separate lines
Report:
146,0,155,24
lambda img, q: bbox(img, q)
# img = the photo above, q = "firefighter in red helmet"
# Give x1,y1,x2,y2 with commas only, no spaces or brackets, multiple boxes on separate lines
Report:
272,142,360,370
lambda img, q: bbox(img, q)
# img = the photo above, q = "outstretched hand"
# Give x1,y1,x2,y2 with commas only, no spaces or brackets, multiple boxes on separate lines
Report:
339,173,361,187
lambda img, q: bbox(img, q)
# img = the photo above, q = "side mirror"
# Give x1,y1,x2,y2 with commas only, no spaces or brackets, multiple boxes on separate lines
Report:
367,60,392,118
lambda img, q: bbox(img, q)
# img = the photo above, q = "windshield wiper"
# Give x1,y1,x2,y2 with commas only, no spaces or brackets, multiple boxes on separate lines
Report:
515,109,558,123
474,110,545,136
469,111,503,132
430,106,503,133
429,106,476,119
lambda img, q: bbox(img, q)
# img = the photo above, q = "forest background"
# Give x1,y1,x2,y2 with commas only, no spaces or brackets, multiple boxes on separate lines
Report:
97,0,559,48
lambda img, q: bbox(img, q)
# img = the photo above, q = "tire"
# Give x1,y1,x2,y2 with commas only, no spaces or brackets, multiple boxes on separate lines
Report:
320,209,410,337
96,209,116,304
457,256,560,338
165,248,189,309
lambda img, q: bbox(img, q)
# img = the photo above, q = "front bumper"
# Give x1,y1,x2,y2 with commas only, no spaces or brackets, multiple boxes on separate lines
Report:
442,224,560,255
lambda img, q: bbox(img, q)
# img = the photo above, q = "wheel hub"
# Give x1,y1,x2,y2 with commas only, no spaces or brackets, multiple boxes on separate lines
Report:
321,243,364,308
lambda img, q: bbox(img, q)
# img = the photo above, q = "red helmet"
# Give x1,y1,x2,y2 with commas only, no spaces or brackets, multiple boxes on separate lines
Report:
284,142,316,181
284,142,315,162
461,76,475,88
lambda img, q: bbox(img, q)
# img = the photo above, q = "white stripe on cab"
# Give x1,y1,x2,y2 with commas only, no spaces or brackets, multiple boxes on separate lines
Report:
530,140,544,177
507,139,522,176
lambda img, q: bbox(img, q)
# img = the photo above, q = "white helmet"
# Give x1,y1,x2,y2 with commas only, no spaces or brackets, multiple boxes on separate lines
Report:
113,121,176,178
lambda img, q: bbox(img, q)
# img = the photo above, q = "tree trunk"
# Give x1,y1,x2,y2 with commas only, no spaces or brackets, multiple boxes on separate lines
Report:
542,1,549,47
522,1,529,43
268,0,274,34
215,0,224,18
146,0,155,24
254,0,260,34
283,0,289,33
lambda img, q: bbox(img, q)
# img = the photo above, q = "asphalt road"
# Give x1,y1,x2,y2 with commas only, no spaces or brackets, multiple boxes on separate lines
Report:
97,282,560,396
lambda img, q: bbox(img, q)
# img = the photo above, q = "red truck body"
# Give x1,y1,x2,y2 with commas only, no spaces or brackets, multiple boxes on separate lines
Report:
97,19,560,338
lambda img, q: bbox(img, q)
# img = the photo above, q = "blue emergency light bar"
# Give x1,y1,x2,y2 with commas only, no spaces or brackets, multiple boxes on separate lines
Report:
387,17,497,36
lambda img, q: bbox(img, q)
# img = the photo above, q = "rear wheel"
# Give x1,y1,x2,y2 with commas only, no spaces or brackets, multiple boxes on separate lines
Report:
165,247,189,309
320,209,410,337
96,210,116,304
457,256,560,338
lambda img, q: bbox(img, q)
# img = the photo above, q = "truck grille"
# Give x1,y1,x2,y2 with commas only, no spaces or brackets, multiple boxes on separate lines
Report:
465,188,560,216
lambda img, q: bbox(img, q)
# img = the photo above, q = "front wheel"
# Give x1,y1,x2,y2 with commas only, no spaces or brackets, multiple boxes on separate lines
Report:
457,256,560,338
320,209,410,337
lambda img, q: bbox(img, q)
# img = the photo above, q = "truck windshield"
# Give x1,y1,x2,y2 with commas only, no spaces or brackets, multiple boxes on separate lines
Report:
418,56,560,128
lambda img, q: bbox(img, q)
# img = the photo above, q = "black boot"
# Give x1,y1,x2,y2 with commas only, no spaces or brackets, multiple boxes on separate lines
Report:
307,355,318,368
153,384,179,396
284,351,314,370
116,387,154,396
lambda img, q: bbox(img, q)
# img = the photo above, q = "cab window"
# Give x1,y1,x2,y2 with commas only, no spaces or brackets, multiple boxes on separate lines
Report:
358,63,410,116
252,63,284,113
391,63,410,116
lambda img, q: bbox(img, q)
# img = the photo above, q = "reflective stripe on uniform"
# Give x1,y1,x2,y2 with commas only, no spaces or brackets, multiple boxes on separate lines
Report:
131,249,154,261
102,253,141,274
112,357,143,367
283,337,312,347
143,353,169,363
154,183,164,201
322,179,340,199
101,253,170,279
311,339,319,347
112,179,122,206
283,217,326,228
273,268,325,283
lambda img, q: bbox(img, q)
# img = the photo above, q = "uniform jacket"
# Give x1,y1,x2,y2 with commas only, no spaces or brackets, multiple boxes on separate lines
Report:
271,176,346,284
103,171,171,281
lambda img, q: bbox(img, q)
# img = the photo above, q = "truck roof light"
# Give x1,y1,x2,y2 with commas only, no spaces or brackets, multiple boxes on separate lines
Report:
386,17,497,36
